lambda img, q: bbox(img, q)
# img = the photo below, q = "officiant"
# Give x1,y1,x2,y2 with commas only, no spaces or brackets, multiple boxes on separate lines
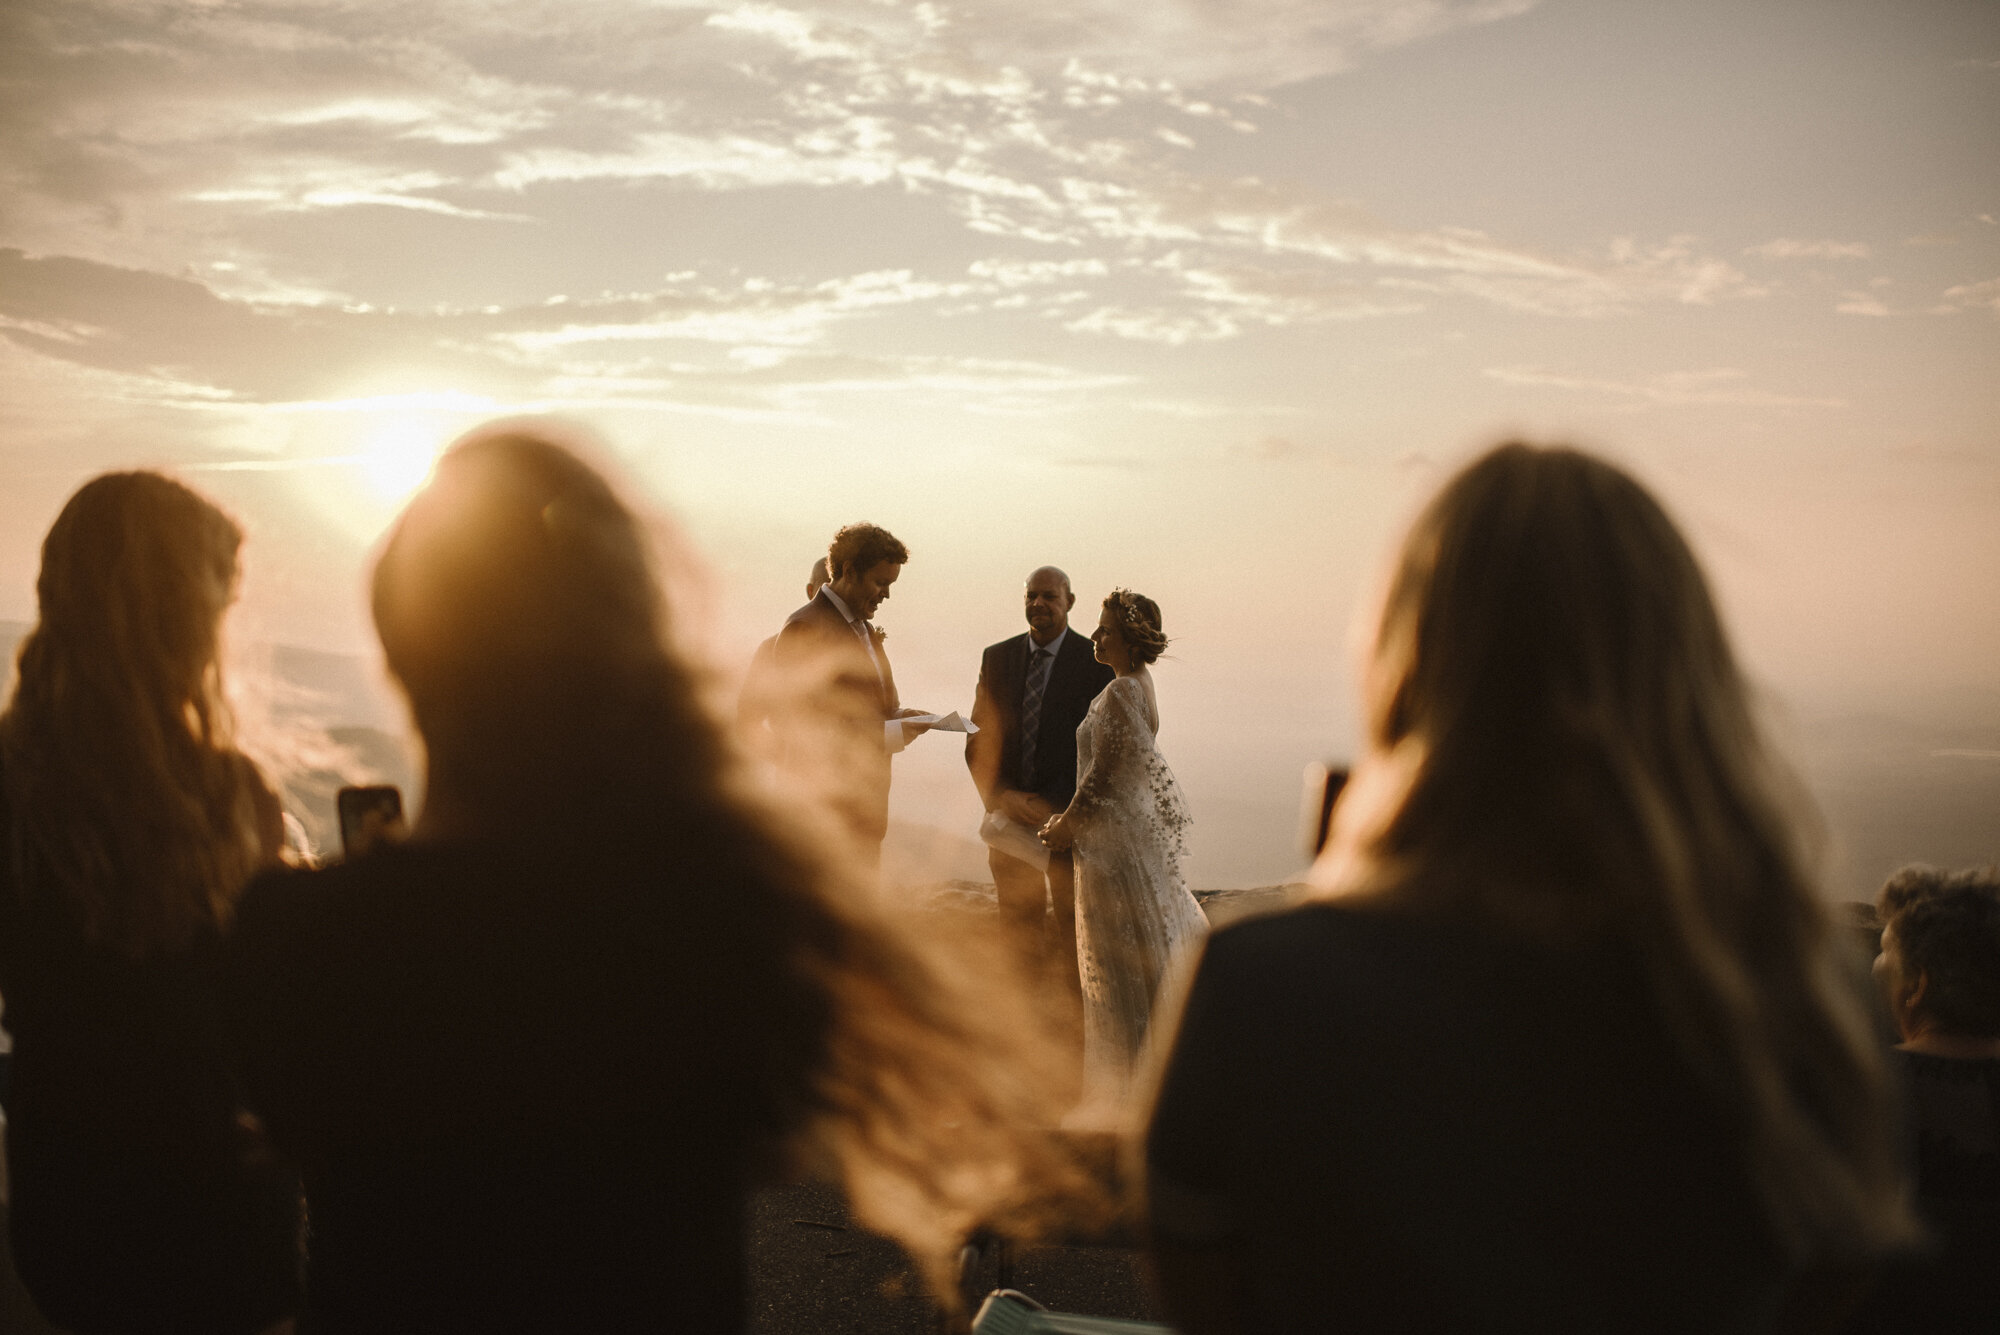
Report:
967,566,1114,997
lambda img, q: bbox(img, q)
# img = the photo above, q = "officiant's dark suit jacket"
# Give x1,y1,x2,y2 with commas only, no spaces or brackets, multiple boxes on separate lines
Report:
967,628,1113,814
774,590,899,847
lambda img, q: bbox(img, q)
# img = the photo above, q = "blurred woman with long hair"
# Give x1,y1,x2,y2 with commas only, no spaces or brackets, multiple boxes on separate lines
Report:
1144,443,1912,1333
0,472,301,1334
220,422,1085,1332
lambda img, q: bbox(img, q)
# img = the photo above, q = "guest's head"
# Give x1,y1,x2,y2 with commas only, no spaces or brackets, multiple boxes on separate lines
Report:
1874,866,2000,1045
1328,441,1910,1259
1876,862,1949,922
371,420,709,838
807,557,829,601
1096,588,1166,671
825,522,906,620
0,471,268,953
1023,566,1074,641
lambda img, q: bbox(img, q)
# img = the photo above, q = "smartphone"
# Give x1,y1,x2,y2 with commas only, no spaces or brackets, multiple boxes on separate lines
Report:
336,785,404,860
1299,762,1351,859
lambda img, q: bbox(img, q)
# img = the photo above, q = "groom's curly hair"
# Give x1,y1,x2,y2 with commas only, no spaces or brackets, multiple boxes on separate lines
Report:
1104,588,1168,665
827,523,908,580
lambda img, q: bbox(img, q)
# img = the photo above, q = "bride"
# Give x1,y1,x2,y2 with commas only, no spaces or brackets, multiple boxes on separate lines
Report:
1039,589,1207,1107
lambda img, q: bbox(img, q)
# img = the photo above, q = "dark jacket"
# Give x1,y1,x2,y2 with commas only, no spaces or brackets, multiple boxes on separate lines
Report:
966,627,1113,811
220,836,812,1333
771,590,900,847
0,770,302,1335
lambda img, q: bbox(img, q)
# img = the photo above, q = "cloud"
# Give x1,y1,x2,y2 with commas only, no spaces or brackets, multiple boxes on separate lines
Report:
2,0,1761,347
0,248,508,402
1484,365,1845,409
1933,278,2000,315
949,0,1542,90
1744,238,1871,260
1835,292,1892,317
0,247,1145,421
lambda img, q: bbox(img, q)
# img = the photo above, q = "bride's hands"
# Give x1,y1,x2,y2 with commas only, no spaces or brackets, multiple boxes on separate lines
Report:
1038,812,1074,851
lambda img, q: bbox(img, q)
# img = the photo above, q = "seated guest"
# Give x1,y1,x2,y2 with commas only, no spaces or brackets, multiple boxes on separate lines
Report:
1144,443,1912,1334
0,473,301,1334
1847,865,2000,1332
221,422,1077,1333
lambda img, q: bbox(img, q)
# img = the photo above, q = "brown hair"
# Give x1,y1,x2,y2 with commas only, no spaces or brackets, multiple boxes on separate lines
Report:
1876,862,1949,921
1330,441,1911,1260
374,423,1093,1297
826,523,908,581
1103,588,1168,666
1,472,271,956
1878,865,2000,1039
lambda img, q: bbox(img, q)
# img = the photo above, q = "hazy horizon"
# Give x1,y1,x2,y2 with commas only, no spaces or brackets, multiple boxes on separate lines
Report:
2,0,1994,890
1,615,1990,898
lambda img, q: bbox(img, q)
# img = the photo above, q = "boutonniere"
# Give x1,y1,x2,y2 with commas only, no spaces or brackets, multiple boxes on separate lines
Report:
870,625,888,645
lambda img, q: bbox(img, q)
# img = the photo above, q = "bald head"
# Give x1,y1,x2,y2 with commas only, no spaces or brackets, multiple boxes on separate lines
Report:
1024,566,1076,644
807,557,829,600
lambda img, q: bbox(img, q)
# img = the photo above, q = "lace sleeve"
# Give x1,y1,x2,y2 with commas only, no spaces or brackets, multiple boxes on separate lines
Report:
1067,677,1147,826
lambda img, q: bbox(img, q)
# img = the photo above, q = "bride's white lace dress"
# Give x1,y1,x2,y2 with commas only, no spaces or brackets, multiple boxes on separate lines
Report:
1068,674,1207,1104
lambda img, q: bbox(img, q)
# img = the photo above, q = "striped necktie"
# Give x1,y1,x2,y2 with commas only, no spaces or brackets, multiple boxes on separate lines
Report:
1018,644,1054,789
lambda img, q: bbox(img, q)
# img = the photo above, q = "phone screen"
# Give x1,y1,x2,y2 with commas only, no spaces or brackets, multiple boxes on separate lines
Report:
1299,763,1350,858
336,785,404,860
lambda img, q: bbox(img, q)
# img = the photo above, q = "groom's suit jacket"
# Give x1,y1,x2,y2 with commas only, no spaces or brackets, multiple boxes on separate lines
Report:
774,590,900,846
967,627,1113,814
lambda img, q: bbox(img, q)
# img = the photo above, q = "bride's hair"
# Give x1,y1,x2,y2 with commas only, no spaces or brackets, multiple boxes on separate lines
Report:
1329,441,1911,1262
1104,588,1168,665
371,420,1095,1298
1,472,271,956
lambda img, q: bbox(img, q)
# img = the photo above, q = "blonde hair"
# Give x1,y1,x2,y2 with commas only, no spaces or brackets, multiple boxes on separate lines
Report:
1331,442,1911,1260
1,472,269,956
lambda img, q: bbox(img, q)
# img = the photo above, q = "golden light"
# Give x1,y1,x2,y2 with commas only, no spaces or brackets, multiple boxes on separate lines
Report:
256,391,503,547
359,411,446,506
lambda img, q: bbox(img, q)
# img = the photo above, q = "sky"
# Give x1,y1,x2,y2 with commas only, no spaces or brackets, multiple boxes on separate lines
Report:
2,0,1996,889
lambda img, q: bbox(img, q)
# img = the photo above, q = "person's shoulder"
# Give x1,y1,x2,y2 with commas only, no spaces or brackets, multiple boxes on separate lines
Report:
234,845,438,938
782,594,832,629
235,859,351,934
981,631,1029,660
779,596,845,651
1199,899,1433,990
1105,672,1147,701
1895,1048,2000,1084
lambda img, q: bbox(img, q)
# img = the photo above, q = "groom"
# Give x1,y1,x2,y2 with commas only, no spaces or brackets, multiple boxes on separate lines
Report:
967,566,1113,994
776,523,932,868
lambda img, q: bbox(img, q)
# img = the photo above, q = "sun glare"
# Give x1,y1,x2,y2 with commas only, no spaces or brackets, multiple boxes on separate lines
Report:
360,414,444,505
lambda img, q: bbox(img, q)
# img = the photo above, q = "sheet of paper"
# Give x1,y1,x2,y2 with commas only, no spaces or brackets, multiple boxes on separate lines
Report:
979,810,1050,871
906,710,978,734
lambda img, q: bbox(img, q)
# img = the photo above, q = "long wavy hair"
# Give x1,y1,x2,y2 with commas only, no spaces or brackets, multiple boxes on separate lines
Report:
1324,442,1911,1260
1,472,269,956
372,422,1092,1295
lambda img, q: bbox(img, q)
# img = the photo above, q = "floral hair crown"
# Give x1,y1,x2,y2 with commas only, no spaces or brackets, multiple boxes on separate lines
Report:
1106,587,1166,648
